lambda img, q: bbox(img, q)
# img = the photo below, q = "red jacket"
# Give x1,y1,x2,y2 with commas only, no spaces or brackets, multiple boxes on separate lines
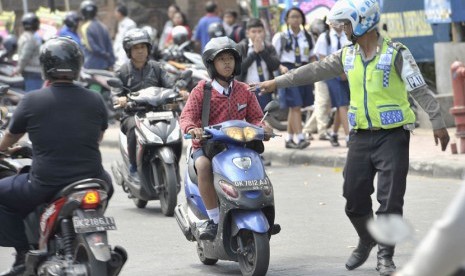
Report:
180,80,264,149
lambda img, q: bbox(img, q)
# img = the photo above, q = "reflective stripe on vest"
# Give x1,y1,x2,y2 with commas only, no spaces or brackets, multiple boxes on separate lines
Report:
342,38,416,129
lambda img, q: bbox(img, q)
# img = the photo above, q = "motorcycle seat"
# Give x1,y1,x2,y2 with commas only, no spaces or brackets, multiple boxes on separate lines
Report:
51,178,110,201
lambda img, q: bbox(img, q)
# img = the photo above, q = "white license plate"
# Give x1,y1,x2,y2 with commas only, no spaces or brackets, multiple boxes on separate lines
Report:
146,111,173,121
73,216,117,233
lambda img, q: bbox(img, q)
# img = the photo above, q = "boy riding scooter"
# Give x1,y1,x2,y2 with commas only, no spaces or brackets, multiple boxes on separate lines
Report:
180,37,272,240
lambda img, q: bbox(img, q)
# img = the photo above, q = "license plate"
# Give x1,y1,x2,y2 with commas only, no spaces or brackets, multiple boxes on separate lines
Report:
146,111,173,121
73,216,117,233
232,178,271,191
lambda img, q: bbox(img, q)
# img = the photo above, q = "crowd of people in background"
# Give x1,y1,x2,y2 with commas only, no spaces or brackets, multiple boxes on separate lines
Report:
1,0,356,150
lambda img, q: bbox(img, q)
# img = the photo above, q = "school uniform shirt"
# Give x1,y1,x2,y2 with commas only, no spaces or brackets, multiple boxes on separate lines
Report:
314,28,350,57
180,79,264,150
272,30,314,64
245,39,270,83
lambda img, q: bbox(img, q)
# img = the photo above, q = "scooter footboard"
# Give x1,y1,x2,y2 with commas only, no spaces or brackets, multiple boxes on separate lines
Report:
231,209,270,236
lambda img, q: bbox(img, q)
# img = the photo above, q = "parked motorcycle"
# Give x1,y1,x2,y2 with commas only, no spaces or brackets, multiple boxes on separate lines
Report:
174,101,281,276
108,75,184,216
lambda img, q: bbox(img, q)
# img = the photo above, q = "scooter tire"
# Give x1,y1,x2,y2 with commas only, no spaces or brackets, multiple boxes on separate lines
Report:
133,198,148,209
152,161,177,216
196,242,218,265
237,230,270,276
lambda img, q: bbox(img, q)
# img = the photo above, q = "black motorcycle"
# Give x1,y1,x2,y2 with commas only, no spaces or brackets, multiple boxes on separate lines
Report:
107,74,186,216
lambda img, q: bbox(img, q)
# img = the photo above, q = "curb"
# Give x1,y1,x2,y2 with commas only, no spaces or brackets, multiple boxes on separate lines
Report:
100,138,465,180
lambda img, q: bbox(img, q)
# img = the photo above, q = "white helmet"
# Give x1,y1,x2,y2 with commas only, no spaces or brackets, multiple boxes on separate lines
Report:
327,0,380,39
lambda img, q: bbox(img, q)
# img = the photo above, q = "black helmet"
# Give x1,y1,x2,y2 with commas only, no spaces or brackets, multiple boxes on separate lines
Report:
122,28,152,58
80,0,98,20
3,35,18,56
207,22,225,39
202,36,241,79
22,13,40,31
39,37,83,81
64,11,82,29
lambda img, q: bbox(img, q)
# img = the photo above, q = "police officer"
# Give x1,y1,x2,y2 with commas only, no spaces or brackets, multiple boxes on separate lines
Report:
0,37,113,276
113,28,174,181
252,0,450,275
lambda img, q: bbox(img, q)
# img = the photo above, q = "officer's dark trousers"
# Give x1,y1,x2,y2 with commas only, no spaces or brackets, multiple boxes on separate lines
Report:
121,116,137,167
343,127,410,218
0,172,113,248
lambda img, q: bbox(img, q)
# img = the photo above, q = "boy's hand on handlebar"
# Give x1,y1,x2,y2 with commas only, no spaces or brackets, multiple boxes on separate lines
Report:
188,128,204,140
179,89,190,101
264,126,273,141
115,96,128,107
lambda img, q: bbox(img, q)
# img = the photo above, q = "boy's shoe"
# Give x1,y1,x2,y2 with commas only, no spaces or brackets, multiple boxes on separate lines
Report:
197,219,218,241
0,249,27,276
329,134,340,147
297,140,310,149
285,140,298,149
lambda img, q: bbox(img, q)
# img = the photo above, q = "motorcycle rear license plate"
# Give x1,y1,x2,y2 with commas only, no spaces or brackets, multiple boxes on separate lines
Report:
73,216,117,233
146,111,173,121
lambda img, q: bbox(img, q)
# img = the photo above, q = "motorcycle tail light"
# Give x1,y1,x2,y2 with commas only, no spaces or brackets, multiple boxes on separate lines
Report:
219,180,239,199
81,190,100,209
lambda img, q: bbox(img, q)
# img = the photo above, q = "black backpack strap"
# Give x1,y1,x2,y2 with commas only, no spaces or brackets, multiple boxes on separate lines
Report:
201,81,212,128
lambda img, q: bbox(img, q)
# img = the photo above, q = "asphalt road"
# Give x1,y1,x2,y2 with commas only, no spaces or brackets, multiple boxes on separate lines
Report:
0,145,463,275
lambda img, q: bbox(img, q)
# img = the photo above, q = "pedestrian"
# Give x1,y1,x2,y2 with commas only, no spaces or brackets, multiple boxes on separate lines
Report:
164,11,191,48
237,18,280,110
303,18,331,140
252,0,450,275
193,1,222,53
179,37,272,240
158,4,180,51
58,11,83,47
79,0,115,70
313,24,350,147
112,28,175,182
13,13,42,92
0,36,113,276
223,10,245,43
113,4,137,70
272,7,315,150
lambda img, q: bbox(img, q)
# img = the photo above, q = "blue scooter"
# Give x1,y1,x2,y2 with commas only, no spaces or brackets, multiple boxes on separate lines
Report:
174,101,281,276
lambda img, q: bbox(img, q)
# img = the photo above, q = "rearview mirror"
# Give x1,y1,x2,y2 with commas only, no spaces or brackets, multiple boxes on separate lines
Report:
106,78,123,89
263,100,280,113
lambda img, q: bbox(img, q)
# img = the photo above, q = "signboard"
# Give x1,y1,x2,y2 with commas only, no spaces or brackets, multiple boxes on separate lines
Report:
424,0,451,23
0,11,16,38
381,0,450,62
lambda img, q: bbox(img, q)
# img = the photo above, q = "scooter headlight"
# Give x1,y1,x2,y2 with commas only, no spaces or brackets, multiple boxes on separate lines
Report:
139,122,163,144
233,157,252,170
223,126,259,142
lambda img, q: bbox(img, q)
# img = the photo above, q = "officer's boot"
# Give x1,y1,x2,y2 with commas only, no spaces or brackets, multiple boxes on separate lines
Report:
376,244,396,276
345,213,377,270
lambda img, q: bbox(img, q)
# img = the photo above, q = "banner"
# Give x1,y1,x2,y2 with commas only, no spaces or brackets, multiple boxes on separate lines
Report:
424,0,451,23
35,6,67,41
381,0,450,62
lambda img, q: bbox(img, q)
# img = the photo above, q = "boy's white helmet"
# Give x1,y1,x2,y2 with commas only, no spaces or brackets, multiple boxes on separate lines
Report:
327,0,380,39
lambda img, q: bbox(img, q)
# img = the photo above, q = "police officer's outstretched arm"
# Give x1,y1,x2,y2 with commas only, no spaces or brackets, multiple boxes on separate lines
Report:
395,47,450,151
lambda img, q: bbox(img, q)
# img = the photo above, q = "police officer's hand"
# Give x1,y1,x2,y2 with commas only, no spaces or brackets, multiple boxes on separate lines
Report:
116,96,128,108
263,125,273,141
188,128,204,140
249,80,277,95
433,128,450,151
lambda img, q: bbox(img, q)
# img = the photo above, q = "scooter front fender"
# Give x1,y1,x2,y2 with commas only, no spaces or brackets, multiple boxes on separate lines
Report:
231,210,270,236
155,146,175,164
